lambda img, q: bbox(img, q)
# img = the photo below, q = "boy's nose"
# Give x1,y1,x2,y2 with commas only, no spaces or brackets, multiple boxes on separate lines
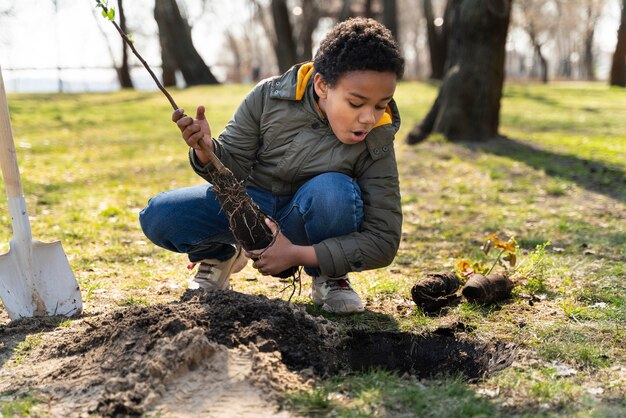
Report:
358,109,376,125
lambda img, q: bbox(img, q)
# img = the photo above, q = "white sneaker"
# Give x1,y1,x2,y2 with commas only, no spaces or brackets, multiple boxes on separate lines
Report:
310,275,365,313
188,246,247,290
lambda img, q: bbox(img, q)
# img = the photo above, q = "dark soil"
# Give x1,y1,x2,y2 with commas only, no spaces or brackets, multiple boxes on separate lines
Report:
411,271,462,312
1,290,515,416
462,273,515,304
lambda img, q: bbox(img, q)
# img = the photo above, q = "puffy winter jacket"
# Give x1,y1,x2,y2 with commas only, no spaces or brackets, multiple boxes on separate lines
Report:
190,62,402,277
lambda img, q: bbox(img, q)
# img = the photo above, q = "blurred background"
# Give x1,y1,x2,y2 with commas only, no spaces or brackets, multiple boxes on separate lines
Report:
0,0,622,93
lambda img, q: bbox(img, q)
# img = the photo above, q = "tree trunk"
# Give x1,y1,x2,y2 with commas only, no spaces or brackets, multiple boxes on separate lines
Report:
154,0,219,86
610,0,626,87
364,0,375,18
423,0,449,80
534,43,548,83
297,0,319,62
117,0,134,88
159,38,178,87
339,0,352,21
382,0,398,41
583,27,595,81
271,0,298,72
407,0,512,143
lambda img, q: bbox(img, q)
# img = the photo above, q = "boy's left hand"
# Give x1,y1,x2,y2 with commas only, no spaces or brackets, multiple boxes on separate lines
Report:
246,218,296,276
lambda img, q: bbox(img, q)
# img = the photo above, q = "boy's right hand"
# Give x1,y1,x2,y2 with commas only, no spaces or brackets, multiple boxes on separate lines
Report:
172,106,214,164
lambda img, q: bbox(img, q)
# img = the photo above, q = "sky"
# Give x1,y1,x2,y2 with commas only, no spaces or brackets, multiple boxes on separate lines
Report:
0,0,622,92
0,0,250,92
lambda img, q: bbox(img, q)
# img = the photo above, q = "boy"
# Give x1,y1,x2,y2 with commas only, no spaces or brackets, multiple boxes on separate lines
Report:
140,17,404,314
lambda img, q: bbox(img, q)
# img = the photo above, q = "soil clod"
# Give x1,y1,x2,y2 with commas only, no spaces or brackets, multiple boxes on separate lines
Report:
411,271,461,312
462,273,515,304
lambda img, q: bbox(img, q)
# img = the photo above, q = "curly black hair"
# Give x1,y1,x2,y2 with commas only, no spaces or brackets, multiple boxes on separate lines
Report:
314,17,405,86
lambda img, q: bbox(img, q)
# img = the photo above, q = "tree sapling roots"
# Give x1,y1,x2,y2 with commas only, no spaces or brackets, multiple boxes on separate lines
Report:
462,272,515,304
95,0,297,280
411,272,461,312
206,169,298,279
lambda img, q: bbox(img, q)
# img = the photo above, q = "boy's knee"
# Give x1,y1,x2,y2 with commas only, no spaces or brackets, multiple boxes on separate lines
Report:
304,173,362,213
138,194,168,243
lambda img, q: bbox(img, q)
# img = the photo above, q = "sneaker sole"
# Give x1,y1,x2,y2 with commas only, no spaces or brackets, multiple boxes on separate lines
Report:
322,302,365,314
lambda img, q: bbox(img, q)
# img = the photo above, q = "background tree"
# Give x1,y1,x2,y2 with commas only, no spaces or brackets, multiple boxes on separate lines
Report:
610,0,626,86
117,0,133,88
154,0,219,86
552,0,604,80
579,0,605,80
514,0,557,83
382,0,398,40
407,0,512,143
271,0,299,72
423,0,449,80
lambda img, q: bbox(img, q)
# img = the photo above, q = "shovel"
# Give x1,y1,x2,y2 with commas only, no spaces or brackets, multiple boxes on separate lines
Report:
0,65,82,320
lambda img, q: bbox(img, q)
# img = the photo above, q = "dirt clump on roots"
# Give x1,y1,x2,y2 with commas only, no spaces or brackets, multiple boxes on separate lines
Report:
0,290,341,417
411,271,462,312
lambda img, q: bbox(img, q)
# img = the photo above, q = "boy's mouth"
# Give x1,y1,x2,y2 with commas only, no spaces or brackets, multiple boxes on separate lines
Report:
351,130,368,142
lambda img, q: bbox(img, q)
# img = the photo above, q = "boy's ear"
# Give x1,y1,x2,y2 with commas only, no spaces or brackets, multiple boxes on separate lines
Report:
313,73,328,99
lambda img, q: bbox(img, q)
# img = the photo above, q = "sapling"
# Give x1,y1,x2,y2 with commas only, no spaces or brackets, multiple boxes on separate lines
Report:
95,0,297,281
456,233,518,304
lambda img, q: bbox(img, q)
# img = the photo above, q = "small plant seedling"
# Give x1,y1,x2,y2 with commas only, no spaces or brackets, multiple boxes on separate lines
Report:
456,233,519,278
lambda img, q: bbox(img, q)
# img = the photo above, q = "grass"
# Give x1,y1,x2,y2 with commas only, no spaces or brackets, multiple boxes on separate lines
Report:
0,393,41,417
0,80,624,416
284,370,497,417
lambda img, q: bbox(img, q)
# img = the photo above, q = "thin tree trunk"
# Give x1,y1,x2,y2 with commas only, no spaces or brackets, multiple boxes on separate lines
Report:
364,0,374,18
583,27,595,81
117,0,133,88
610,0,626,86
154,0,219,86
534,43,548,83
225,31,242,83
382,0,398,41
423,0,449,80
407,0,512,143
339,0,352,21
271,0,298,72
298,0,319,62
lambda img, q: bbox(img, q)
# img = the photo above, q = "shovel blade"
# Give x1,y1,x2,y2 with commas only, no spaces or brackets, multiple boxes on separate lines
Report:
0,240,82,320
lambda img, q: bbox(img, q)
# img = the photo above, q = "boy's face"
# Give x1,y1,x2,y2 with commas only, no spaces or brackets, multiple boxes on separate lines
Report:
314,71,397,145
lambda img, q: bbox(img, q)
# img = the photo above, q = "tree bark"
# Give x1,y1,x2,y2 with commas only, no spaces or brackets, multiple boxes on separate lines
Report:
610,0,626,87
382,0,398,41
364,0,375,18
582,27,595,81
339,0,352,21
297,0,319,62
533,41,548,83
117,0,134,88
271,0,298,72
407,0,512,143
423,0,449,80
154,0,219,86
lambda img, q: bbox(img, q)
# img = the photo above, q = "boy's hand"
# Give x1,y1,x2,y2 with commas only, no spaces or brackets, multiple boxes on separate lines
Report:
247,219,298,276
172,106,214,164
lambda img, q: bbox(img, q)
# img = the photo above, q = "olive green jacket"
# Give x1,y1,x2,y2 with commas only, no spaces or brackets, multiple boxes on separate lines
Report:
190,63,402,277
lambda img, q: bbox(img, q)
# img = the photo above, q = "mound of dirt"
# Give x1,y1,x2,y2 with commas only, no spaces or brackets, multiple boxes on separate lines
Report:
1,290,515,416
0,290,341,417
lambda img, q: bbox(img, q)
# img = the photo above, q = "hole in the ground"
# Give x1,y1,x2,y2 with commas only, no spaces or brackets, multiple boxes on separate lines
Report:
339,329,515,381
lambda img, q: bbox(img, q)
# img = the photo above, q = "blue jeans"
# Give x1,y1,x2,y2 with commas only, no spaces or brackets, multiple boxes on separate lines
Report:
139,172,364,276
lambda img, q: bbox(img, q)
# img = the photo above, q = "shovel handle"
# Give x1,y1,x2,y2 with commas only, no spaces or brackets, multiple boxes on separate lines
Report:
0,65,23,200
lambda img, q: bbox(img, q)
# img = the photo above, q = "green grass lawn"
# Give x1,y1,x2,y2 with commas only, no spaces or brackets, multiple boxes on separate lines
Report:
1,81,625,417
